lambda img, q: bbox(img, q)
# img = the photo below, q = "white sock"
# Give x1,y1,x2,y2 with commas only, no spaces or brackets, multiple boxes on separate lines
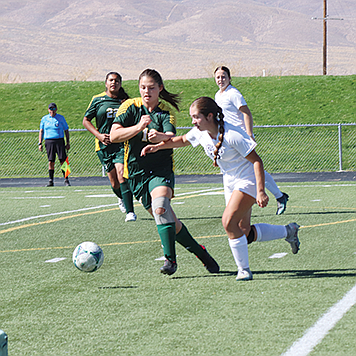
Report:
264,171,283,199
228,235,249,271
254,223,287,242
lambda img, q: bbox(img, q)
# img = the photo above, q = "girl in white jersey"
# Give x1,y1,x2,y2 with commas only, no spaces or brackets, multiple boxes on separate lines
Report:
214,66,289,215
141,97,300,281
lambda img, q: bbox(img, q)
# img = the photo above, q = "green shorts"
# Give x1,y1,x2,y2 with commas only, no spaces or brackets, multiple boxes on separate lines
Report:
128,170,175,210
96,144,124,173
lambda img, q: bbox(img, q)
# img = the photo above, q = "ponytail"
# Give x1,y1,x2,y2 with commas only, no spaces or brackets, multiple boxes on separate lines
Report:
213,106,225,167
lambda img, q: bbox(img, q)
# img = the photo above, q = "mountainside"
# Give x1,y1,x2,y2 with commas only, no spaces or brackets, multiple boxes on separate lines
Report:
0,0,355,82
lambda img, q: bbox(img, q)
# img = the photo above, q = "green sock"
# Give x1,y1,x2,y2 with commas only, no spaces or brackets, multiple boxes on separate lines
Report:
120,180,134,213
176,223,205,260
157,223,176,262
112,187,122,200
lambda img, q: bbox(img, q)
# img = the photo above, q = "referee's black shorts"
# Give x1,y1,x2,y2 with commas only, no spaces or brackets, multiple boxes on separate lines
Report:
45,138,67,162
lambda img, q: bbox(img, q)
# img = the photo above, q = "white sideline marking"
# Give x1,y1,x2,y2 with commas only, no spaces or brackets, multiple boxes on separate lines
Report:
85,194,115,198
45,257,67,263
40,205,51,208
269,253,288,259
282,283,356,356
0,203,119,226
12,196,65,199
155,256,166,261
1,188,221,227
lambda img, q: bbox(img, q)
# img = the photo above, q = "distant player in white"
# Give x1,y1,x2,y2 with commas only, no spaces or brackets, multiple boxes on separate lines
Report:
214,66,289,215
141,96,300,281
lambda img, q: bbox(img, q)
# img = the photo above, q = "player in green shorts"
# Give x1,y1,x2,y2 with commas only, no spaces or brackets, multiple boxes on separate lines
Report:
83,72,136,222
110,68,219,275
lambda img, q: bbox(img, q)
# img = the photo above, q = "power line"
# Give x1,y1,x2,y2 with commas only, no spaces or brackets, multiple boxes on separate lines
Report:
311,0,343,75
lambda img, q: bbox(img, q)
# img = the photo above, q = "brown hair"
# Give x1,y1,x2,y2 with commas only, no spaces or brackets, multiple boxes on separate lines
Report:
138,69,180,111
214,66,231,79
191,97,225,167
105,71,129,101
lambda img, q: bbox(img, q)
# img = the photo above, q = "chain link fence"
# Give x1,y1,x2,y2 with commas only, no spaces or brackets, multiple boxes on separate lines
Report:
0,124,355,178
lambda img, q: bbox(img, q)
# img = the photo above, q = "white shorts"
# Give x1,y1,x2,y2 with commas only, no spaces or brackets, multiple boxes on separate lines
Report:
223,173,257,206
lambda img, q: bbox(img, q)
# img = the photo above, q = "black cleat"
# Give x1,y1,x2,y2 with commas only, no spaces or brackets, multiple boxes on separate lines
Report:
276,192,289,215
199,245,220,273
160,259,177,275
46,181,54,187
65,179,71,186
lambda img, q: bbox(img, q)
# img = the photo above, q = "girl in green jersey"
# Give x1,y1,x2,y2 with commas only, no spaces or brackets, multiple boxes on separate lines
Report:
83,72,136,222
110,69,219,276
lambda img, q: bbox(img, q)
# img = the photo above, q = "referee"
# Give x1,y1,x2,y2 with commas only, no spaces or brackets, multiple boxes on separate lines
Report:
38,102,71,187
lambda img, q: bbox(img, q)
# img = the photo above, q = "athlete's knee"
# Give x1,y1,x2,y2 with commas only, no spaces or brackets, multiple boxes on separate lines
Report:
152,196,175,225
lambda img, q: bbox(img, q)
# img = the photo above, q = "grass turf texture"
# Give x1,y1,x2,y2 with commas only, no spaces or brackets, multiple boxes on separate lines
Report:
0,75,355,130
1,182,356,355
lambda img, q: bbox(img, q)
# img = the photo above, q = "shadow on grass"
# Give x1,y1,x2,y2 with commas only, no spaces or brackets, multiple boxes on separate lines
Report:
99,286,139,289
171,268,356,280
253,268,356,279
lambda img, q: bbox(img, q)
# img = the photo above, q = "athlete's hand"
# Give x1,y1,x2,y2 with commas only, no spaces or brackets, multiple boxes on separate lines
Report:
256,191,269,208
141,144,159,156
138,115,152,131
100,133,111,146
147,129,166,143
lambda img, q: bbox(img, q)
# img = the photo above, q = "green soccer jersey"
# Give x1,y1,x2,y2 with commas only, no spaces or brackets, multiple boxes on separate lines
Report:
85,92,124,151
114,97,177,179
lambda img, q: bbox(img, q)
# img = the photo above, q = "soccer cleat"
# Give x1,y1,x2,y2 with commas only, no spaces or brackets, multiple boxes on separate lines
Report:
285,222,300,254
160,259,177,275
46,181,54,187
65,179,71,186
236,268,253,281
276,192,289,215
125,212,137,222
118,198,126,213
198,245,220,273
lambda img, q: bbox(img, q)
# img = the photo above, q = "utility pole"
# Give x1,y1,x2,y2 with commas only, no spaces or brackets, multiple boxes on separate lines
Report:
312,0,343,75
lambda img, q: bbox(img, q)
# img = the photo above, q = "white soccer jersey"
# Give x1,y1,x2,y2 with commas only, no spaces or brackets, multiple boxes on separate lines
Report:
186,123,257,203
215,85,247,130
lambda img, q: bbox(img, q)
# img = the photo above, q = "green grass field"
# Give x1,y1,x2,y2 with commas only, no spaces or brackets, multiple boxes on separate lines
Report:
1,181,356,355
1,75,355,130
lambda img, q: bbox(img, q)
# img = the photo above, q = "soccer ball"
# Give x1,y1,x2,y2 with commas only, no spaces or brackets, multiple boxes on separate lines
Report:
72,241,104,272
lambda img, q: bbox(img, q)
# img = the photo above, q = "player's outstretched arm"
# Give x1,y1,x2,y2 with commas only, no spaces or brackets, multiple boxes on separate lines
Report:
141,135,190,156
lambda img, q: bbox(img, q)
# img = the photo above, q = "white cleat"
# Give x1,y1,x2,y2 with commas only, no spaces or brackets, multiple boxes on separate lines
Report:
125,212,137,222
118,198,126,213
236,268,253,281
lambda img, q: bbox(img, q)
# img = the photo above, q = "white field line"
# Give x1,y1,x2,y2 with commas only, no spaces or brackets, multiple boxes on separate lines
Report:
0,187,222,227
0,203,119,226
282,283,356,356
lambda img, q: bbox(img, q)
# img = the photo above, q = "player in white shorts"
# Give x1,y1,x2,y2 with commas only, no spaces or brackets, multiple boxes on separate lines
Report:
141,96,300,281
214,66,289,215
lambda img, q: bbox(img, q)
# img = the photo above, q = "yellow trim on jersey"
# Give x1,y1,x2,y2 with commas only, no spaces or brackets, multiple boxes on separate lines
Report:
123,141,130,179
85,91,107,112
95,137,100,152
116,97,143,117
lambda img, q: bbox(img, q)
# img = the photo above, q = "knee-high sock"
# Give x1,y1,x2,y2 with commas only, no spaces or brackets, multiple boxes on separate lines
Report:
112,187,122,200
265,171,283,199
49,169,54,181
120,180,134,213
157,223,176,262
254,223,287,242
228,235,249,271
175,223,206,260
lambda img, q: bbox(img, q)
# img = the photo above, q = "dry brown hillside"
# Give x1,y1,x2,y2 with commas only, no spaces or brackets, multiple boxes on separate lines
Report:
0,0,355,82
